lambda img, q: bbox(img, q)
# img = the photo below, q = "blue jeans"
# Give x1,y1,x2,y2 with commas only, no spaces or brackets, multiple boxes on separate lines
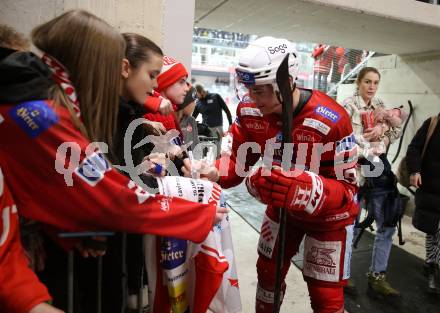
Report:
369,188,396,273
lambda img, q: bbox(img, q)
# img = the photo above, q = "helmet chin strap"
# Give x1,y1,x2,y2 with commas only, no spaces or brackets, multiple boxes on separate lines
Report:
275,79,296,105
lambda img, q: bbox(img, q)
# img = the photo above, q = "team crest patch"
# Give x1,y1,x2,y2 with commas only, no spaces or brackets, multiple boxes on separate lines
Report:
302,118,331,135
74,152,111,187
9,100,59,138
258,215,279,258
315,105,340,123
303,236,341,283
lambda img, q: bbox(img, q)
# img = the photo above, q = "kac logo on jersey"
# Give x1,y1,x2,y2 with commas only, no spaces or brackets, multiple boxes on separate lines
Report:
9,100,59,138
75,152,111,187
315,105,340,123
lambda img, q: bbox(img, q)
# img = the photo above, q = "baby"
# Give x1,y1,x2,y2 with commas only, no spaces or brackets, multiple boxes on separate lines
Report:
360,106,407,157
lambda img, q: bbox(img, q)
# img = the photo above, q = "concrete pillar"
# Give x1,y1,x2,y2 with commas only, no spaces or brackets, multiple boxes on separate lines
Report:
0,0,195,74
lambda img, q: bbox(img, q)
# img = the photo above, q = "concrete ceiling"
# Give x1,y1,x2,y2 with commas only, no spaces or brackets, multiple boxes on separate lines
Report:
194,0,440,55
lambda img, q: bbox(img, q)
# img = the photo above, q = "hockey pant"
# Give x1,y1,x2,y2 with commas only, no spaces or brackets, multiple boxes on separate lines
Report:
255,207,353,313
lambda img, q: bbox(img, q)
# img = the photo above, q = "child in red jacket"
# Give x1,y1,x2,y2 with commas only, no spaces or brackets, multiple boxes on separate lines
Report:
144,56,190,132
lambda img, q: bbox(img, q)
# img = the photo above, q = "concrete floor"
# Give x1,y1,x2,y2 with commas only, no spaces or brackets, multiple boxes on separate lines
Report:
229,209,313,313
225,182,440,313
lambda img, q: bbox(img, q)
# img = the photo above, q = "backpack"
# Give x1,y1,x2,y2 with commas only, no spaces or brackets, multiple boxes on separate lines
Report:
397,116,439,188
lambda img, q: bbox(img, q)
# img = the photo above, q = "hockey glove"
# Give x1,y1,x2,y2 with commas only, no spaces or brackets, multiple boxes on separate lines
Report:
254,167,326,215
245,167,271,203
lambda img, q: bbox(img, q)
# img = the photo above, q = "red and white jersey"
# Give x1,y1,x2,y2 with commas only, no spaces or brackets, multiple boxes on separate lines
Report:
0,166,51,313
216,89,358,230
144,177,241,313
0,99,215,242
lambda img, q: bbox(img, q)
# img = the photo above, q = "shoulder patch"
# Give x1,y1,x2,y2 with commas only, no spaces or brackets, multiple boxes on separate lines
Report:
335,133,356,154
302,118,331,135
74,152,111,187
9,100,59,138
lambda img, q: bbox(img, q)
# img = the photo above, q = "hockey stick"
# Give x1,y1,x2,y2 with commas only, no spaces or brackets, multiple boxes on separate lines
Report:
273,54,294,313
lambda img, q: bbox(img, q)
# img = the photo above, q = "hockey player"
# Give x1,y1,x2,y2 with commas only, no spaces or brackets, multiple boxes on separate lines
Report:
202,36,359,313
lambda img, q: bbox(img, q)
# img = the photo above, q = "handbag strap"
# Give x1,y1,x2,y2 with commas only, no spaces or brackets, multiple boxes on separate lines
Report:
421,115,439,159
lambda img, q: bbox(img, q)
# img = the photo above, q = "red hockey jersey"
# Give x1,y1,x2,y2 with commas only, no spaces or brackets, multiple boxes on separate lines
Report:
0,99,216,242
0,167,51,313
216,89,359,230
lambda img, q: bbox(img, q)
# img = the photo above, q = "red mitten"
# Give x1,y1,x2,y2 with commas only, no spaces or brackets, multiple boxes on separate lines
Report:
258,167,326,215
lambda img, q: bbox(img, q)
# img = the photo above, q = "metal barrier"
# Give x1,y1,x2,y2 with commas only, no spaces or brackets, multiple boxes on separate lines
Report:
326,51,376,98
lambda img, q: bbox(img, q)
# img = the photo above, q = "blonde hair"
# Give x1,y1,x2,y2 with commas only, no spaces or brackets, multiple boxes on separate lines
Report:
31,10,125,146
0,24,30,51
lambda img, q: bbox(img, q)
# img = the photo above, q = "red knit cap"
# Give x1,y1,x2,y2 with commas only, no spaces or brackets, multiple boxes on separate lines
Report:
156,56,188,92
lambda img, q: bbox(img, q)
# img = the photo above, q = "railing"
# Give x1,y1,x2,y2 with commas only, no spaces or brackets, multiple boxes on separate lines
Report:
326,51,376,97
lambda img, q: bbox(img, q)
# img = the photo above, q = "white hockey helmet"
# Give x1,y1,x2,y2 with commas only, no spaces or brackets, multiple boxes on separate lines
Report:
235,36,299,89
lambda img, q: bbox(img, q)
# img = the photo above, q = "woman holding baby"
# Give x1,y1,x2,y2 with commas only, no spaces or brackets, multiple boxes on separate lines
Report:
342,67,406,298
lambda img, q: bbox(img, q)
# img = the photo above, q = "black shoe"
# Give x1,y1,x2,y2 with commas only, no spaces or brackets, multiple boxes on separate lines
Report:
426,262,440,294
423,261,430,277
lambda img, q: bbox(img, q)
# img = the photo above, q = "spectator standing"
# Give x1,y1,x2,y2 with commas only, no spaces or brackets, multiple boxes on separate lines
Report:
406,113,440,293
193,84,232,156
342,67,402,298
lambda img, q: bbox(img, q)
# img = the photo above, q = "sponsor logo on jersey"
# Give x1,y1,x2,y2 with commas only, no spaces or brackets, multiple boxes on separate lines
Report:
293,129,322,143
302,118,330,135
0,114,4,125
303,236,341,283
240,107,262,117
74,152,111,187
324,212,350,222
335,133,356,154
161,238,187,269
258,215,279,258
315,105,340,123
244,119,266,132
9,100,59,138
